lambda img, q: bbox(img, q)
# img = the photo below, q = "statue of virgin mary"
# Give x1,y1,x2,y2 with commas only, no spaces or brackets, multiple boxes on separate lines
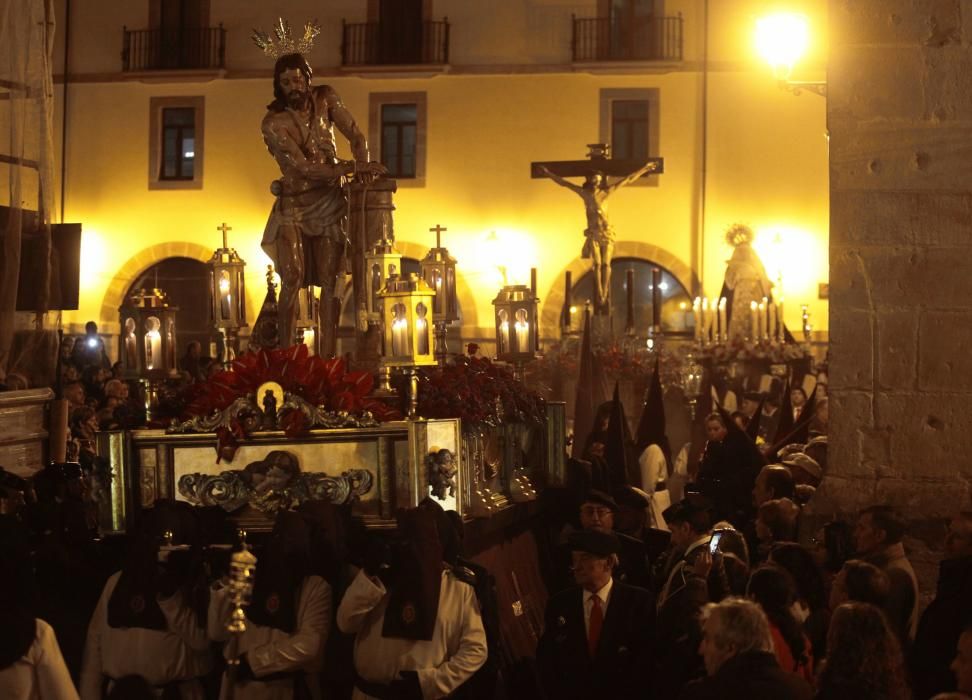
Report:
720,224,773,341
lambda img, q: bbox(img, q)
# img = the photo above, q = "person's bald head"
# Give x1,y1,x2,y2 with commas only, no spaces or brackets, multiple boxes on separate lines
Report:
945,513,972,560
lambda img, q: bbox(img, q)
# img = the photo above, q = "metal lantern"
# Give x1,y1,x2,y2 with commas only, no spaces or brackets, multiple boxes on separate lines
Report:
493,283,539,380
378,273,437,368
378,273,437,418
208,223,247,363
681,353,705,420
119,288,179,418
364,237,402,326
420,224,459,363
295,286,319,354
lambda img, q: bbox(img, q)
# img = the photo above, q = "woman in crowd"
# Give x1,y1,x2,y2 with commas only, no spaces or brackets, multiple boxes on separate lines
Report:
828,559,890,611
816,602,910,700
208,511,331,699
747,564,814,685
769,542,830,660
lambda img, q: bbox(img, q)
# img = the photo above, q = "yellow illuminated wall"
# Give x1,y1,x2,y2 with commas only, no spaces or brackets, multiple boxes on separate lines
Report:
41,0,828,347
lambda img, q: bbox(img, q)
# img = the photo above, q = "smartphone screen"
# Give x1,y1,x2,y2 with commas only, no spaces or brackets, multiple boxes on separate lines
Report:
708,530,723,554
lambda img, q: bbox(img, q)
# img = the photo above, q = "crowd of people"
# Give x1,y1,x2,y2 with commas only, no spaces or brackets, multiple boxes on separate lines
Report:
1,339,970,699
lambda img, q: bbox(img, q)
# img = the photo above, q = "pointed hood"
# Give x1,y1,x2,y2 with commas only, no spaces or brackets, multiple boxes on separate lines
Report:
571,307,610,459
571,308,595,460
604,382,634,487
746,397,765,442
635,357,670,464
773,380,794,446
686,366,715,477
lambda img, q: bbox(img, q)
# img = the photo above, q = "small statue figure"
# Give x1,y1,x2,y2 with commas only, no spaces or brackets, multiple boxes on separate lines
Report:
537,159,659,313
262,389,278,429
426,449,458,500
254,21,387,356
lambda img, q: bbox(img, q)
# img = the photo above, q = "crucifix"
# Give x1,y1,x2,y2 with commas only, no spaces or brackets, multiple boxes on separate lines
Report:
429,223,447,247
532,144,663,316
217,222,233,249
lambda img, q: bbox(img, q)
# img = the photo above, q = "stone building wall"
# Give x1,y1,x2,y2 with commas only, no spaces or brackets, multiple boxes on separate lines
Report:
822,0,972,593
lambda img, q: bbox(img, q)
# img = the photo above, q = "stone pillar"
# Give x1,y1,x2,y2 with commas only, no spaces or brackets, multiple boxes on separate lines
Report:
348,178,397,367
824,0,972,583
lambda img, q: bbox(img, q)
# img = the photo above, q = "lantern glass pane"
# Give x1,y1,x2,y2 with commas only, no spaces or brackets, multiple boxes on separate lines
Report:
391,303,409,356
514,308,530,353
370,263,382,313
166,318,176,369
497,308,510,354
416,302,430,355
123,317,137,368
144,316,162,370
445,268,457,316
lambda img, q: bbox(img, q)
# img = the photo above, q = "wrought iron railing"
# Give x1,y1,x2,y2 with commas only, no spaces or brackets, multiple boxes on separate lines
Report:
341,19,450,66
572,15,683,62
122,25,226,71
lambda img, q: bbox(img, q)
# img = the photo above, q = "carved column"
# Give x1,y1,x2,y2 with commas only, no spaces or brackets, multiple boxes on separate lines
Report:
348,178,398,368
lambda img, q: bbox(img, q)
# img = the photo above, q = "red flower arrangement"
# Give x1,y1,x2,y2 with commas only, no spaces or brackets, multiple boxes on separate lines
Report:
413,355,545,429
177,345,401,460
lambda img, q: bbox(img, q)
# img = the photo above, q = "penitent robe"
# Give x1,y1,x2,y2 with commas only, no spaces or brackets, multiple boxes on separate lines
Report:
337,569,487,700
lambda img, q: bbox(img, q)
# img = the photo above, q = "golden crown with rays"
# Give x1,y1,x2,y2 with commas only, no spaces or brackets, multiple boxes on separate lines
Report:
251,18,321,58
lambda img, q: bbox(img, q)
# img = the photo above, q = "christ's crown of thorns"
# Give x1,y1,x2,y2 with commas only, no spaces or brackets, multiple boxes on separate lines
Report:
251,18,321,58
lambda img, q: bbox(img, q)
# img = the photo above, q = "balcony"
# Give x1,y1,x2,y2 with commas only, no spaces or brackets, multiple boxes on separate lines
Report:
122,25,226,72
341,19,450,67
572,15,683,63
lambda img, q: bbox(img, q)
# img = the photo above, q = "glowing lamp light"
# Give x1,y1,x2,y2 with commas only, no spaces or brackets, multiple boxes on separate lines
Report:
377,273,437,368
492,283,539,365
364,237,402,326
755,12,810,81
119,288,179,419
209,223,248,363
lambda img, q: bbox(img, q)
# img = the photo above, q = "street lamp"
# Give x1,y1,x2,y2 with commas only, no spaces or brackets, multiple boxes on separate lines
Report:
208,223,247,364
755,12,826,97
420,224,459,364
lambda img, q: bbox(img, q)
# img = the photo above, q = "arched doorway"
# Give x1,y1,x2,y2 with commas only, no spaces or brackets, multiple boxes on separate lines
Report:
126,257,214,361
567,256,694,334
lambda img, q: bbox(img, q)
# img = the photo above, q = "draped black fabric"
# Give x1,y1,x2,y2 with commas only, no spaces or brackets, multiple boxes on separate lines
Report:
635,357,671,467
0,515,36,670
382,508,443,641
746,398,765,442
107,536,167,631
604,382,635,488
247,511,310,634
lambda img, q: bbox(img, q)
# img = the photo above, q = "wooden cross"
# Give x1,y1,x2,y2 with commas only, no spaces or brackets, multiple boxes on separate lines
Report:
217,222,233,249
429,224,447,249
530,143,664,179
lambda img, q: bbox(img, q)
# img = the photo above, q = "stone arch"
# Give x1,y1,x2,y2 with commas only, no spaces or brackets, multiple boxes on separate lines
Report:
99,242,213,331
390,239,481,331
539,240,699,336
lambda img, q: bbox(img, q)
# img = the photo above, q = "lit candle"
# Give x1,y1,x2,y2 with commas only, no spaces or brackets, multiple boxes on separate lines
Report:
702,298,710,344
693,297,702,341
768,300,777,341
392,317,408,356
758,302,766,340
515,319,529,351
718,297,727,343
415,317,429,355
651,267,662,329
145,329,161,370
777,297,785,342
749,301,759,341
498,309,510,353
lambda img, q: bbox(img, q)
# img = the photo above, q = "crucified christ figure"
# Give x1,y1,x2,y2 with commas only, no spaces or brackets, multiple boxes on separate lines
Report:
538,161,659,312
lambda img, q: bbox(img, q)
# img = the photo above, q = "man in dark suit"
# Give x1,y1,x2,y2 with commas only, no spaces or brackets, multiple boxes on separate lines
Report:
537,528,654,700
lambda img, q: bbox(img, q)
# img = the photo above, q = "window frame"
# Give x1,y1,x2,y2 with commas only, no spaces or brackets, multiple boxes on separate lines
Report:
599,88,659,188
369,92,427,188
149,96,205,190
380,103,419,179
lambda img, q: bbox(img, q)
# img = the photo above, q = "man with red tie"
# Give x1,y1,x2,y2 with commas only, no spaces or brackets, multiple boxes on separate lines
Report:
536,528,654,700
